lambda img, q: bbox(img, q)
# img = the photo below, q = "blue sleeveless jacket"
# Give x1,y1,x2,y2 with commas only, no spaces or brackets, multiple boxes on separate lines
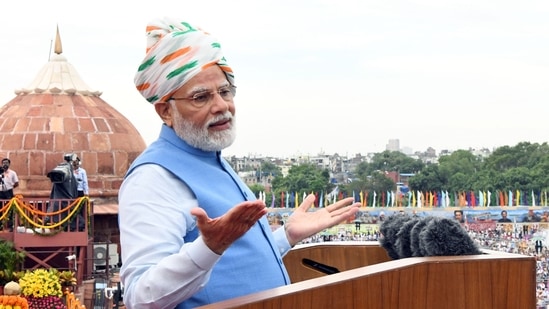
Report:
126,125,290,308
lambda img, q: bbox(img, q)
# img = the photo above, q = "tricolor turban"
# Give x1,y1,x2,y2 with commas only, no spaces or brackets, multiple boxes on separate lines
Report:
134,17,234,105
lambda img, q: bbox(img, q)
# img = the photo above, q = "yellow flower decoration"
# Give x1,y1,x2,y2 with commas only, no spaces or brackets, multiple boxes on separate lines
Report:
18,269,62,298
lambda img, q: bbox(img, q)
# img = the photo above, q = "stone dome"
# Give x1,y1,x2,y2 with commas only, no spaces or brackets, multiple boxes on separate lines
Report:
0,28,146,204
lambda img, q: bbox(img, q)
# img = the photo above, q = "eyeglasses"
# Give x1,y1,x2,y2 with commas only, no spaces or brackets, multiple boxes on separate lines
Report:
168,85,236,108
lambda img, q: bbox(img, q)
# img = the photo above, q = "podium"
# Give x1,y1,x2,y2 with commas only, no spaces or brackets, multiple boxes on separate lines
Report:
198,242,536,309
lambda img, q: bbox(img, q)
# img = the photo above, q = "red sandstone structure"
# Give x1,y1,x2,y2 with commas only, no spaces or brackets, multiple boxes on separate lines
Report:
0,27,146,204
0,27,146,286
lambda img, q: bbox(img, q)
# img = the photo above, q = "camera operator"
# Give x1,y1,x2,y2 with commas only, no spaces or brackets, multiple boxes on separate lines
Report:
72,158,88,197
47,154,83,231
0,158,19,200
48,156,77,199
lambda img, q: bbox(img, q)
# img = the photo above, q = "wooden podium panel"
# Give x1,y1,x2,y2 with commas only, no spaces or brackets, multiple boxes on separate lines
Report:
198,242,536,309
283,241,390,282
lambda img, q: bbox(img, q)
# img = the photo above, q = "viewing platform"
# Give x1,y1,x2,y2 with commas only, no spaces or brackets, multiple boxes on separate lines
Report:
0,196,95,285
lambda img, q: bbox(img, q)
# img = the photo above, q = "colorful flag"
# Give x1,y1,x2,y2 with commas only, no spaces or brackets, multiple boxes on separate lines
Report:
407,191,412,207
285,191,290,208
319,191,323,208
516,190,520,206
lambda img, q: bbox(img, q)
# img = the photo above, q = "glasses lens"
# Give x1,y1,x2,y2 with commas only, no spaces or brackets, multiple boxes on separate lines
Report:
171,85,236,107
218,87,235,100
192,92,212,106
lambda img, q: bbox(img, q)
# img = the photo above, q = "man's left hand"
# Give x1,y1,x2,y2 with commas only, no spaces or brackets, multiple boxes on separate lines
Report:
284,194,360,247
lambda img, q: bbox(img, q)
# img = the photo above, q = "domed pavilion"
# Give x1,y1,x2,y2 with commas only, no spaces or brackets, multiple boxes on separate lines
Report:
0,27,146,206
0,27,146,283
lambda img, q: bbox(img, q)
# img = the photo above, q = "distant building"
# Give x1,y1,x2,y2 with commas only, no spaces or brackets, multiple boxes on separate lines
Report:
400,146,413,155
386,139,400,152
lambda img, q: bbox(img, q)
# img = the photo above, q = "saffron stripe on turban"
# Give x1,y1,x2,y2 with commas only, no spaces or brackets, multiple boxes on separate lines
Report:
134,17,235,105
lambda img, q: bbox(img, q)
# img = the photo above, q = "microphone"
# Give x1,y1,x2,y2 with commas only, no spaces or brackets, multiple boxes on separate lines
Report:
302,258,339,275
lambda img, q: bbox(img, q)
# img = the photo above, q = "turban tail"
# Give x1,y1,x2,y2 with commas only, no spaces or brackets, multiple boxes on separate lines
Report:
134,17,234,104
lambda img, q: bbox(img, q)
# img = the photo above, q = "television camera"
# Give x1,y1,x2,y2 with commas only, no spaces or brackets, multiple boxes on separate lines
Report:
45,153,82,230
0,160,9,183
47,153,78,183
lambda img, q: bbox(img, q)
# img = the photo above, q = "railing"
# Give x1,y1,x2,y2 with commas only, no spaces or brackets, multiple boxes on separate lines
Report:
0,196,93,290
0,196,91,248
0,196,91,234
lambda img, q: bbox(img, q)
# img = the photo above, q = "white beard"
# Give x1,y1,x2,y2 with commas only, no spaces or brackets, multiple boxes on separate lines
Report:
172,109,236,152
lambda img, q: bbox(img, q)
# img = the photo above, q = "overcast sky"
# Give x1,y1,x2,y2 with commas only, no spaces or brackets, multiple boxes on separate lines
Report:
1,0,548,158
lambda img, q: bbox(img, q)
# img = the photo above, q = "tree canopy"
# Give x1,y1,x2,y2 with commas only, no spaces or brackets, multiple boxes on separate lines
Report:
247,141,549,206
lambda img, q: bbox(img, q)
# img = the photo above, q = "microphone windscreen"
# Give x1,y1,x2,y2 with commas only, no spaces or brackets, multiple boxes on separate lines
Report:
419,217,482,256
394,217,421,258
409,216,436,257
379,214,413,260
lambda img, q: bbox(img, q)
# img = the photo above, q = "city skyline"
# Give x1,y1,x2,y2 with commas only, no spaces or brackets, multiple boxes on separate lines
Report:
1,1,548,158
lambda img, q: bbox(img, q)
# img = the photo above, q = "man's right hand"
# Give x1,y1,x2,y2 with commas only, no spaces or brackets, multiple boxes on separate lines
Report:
190,200,267,254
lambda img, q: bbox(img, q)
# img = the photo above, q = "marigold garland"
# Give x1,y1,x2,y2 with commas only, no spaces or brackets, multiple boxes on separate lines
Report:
0,295,29,309
0,196,91,234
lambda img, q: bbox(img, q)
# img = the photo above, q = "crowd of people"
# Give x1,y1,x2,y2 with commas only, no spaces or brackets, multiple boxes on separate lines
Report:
468,224,549,307
285,213,549,308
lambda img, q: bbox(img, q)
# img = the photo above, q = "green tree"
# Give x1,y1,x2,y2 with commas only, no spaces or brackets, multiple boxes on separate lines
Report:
483,142,546,172
437,150,482,190
368,171,396,192
408,164,444,191
260,161,282,177
482,142,549,192
353,151,421,194
447,172,470,192
499,167,533,192
247,140,549,207
248,183,265,199
369,150,424,174
272,163,331,197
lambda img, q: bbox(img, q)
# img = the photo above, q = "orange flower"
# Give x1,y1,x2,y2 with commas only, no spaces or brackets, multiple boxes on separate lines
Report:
0,295,29,309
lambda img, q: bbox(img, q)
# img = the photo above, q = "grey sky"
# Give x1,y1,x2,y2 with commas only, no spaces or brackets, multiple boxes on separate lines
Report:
1,0,548,157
